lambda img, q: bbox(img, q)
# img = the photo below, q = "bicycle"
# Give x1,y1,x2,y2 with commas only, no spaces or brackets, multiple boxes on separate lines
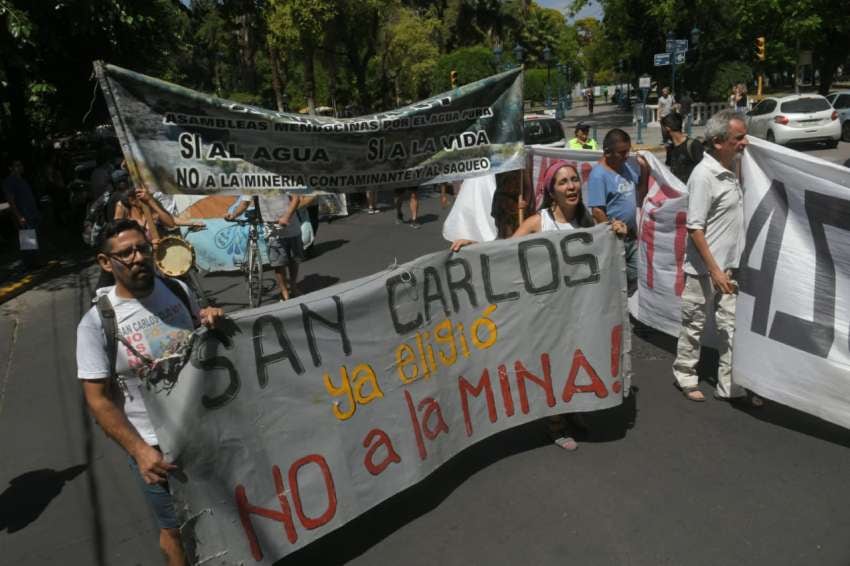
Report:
226,208,266,308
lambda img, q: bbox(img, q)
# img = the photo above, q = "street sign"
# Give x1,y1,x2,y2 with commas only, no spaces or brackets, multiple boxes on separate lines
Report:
654,53,671,66
667,39,689,53
639,75,651,88
674,51,686,64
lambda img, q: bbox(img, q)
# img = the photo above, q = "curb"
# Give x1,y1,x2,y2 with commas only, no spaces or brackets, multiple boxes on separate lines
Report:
0,260,62,304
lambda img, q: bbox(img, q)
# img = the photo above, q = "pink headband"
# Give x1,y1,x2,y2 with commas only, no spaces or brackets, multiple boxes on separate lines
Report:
540,160,575,194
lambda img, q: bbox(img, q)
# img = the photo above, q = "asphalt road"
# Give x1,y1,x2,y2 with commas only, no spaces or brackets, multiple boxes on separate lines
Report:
1,187,849,566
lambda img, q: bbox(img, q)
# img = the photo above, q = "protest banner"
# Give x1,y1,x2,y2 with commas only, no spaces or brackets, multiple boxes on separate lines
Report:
93,62,523,195
735,137,850,429
448,142,850,430
141,227,628,564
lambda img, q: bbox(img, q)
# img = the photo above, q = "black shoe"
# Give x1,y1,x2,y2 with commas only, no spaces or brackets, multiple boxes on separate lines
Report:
396,212,405,225
409,220,421,229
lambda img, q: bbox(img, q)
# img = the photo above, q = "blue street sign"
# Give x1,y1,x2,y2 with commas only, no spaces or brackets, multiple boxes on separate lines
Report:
654,53,671,66
676,39,689,52
666,39,676,53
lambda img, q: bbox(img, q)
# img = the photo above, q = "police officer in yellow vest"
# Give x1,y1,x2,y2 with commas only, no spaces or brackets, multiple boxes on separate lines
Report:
568,122,599,150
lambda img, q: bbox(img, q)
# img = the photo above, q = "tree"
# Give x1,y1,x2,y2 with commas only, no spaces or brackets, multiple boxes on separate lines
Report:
380,7,441,106
267,0,336,114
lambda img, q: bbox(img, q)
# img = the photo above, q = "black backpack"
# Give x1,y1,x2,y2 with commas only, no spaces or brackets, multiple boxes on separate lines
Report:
95,277,195,381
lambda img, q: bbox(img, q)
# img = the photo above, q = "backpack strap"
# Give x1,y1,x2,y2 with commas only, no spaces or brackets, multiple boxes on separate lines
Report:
95,294,119,380
158,276,198,328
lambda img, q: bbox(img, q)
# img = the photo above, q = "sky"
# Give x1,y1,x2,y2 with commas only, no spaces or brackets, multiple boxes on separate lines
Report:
536,0,604,22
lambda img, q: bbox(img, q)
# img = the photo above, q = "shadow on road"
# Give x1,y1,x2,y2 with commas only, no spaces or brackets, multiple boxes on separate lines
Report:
414,213,439,226
0,465,87,534
306,239,349,259
736,400,850,449
299,274,341,295
275,421,566,566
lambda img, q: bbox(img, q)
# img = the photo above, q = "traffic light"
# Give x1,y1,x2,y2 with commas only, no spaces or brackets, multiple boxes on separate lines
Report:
450,69,458,88
755,36,766,61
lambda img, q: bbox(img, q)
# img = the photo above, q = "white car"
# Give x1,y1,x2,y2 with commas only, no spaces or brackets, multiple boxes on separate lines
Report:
746,94,841,147
523,114,566,147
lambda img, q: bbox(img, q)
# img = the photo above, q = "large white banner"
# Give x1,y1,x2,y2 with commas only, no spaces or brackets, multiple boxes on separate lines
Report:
735,137,850,428
143,229,628,564
445,142,850,430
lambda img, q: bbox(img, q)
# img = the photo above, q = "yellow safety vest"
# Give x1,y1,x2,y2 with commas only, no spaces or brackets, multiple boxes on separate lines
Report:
568,138,598,150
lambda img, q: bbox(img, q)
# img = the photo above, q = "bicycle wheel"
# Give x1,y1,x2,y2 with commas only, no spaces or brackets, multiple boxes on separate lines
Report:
247,241,263,308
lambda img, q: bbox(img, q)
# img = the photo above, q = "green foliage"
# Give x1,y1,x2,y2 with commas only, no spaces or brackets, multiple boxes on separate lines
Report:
431,46,498,92
707,62,753,102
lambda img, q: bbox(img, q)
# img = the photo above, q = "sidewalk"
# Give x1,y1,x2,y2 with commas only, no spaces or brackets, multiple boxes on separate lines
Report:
557,101,706,152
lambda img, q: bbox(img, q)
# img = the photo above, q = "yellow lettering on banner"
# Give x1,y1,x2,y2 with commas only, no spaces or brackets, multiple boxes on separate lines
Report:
471,305,498,350
394,306,500,385
396,344,419,383
325,363,385,421
323,367,356,420
434,319,457,365
351,364,383,405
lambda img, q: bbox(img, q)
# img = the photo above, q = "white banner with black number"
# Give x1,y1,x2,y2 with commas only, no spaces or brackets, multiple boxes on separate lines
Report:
735,137,850,429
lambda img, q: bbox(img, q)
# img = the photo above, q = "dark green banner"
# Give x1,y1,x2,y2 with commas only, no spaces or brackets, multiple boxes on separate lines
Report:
95,62,524,195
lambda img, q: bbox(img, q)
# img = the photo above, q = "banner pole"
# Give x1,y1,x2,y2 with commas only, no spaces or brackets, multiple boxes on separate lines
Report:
517,64,526,227
92,61,145,189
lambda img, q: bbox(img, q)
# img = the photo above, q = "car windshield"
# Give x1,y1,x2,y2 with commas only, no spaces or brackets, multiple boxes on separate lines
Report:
524,119,564,145
780,98,830,113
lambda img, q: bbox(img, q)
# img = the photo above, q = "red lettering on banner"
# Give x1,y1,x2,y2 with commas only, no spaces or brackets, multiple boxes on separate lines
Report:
610,325,622,393
640,184,687,293
404,390,428,460
288,455,337,530
458,369,497,436
235,456,337,560
562,349,609,402
362,428,401,476
497,364,515,417
418,396,449,439
235,465,298,561
515,353,556,413
641,215,657,288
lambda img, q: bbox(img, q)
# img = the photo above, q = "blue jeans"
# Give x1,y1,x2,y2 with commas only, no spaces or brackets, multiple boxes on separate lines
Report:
128,449,179,530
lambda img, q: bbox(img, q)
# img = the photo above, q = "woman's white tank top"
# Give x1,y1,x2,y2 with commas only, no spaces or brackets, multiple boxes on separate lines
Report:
540,208,575,232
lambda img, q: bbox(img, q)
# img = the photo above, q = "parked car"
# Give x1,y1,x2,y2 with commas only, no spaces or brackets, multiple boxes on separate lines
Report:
523,114,566,147
745,94,841,147
825,90,850,142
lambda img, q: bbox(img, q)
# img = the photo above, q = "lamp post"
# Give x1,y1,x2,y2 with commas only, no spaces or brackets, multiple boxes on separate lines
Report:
493,44,503,71
555,63,565,119
543,46,552,108
512,43,524,68
618,59,624,108
566,64,573,109
667,31,677,94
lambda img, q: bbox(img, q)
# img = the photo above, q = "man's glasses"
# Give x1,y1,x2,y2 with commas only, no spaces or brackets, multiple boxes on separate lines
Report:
107,243,153,264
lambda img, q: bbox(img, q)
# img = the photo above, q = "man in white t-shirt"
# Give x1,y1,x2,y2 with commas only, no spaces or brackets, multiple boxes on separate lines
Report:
671,110,762,407
657,87,675,164
76,218,223,565
226,193,303,301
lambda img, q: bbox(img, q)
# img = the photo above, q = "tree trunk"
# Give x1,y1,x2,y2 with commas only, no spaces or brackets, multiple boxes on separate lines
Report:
267,41,285,112
304,45,317,114
236,4,257,92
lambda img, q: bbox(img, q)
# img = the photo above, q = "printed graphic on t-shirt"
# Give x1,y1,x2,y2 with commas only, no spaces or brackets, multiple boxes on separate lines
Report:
119,301,192,373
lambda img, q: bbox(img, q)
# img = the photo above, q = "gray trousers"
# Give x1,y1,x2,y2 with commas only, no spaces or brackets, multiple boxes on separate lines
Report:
672,273,745,398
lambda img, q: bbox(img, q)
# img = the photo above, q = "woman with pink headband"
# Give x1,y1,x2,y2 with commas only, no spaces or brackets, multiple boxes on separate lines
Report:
451,160,626,450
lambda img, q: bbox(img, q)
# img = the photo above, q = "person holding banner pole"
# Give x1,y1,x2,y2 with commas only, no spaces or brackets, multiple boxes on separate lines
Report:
451,161,627,450
76,219,224,566
586,129,649,295
671,109,762,406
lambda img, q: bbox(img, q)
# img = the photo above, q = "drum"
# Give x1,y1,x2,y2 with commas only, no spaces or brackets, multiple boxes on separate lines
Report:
155,236,195,277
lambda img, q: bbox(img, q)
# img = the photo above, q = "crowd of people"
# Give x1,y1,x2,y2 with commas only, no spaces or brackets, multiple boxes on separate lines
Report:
18,104,767,564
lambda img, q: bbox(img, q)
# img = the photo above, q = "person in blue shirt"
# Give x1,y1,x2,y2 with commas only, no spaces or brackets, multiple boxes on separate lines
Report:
586,129,649,294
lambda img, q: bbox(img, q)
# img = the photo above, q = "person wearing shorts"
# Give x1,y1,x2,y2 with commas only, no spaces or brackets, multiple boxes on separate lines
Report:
227,193,303,301
394,186,420,228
